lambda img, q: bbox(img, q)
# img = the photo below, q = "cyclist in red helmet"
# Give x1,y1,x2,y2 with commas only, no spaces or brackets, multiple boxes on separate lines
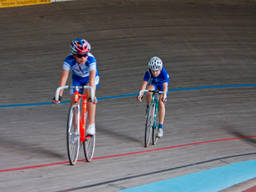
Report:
53,38,99,136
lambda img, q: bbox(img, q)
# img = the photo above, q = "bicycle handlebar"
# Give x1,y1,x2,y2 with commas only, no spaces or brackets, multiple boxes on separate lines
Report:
139,89,165,96
55,85,95,102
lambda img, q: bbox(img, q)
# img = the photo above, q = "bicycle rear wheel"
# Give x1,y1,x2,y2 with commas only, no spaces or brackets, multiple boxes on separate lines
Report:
83,134,96,162
152,126,159,145
145,103,155,147
67,104,80,165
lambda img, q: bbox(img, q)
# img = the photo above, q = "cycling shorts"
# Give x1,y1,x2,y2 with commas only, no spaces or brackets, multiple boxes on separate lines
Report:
70,75,100,94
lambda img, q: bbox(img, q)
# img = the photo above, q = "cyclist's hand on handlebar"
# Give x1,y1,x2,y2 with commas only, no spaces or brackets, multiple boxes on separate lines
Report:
137,91,143,102
137,95,143,102
52,96,62,104
89,97,98,104
161,94,167,103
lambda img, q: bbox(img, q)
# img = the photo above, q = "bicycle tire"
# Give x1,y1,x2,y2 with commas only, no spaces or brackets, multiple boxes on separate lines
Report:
152,127,159,145
145,103,155,147
83,134,96,162
152,104,159,145
67,104,80,165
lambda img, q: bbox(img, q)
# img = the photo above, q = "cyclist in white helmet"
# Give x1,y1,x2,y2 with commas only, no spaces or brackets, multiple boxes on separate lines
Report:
137,56,169,137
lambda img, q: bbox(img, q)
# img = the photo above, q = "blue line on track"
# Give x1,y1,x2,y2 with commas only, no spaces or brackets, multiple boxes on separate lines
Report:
120,160,256,192
0,83,255,108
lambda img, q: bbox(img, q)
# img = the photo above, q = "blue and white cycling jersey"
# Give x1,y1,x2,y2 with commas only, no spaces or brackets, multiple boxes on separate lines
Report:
144,68,169,91
63,53,100,93
63,53,99,79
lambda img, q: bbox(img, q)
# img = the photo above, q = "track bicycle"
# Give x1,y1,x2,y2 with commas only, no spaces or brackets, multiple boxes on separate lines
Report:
139,90,164,148
55,85,96,165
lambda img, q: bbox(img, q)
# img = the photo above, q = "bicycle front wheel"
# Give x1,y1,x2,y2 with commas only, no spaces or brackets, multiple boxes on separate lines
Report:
67,104,80,165
152,105,159,145
145,103,155,147
83,134,96,162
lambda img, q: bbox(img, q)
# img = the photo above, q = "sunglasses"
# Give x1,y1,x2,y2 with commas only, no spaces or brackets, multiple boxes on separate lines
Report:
76,54,88,58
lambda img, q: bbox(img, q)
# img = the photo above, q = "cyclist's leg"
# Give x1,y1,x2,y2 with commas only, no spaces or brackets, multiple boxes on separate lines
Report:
84,76,99,135
83,76,98,160
159,95,165,125
157,82,167,125
145,84,156,105
157,83,167,137
157,96,165,137
87,99,96,127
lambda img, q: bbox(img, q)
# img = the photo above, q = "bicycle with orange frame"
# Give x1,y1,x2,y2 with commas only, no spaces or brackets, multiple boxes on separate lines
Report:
55,85,95,165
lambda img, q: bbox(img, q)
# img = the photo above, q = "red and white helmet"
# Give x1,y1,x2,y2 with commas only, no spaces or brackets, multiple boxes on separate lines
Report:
148,56,163,71
70,38,91,55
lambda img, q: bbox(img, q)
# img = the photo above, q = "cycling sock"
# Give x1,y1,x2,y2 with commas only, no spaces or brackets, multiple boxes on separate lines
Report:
158,124,163,129
88,123,95,129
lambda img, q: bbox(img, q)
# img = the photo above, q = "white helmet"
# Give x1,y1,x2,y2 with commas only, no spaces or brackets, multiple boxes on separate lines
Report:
148,56,163,71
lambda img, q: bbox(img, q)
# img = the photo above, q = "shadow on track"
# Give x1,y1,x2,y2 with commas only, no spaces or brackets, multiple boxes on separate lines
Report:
97,124,142,145
223,125,256,146
0,135,65,160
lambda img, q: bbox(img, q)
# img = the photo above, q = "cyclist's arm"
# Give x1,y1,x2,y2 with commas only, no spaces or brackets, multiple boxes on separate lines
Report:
89,70,96,98
138,70,150,101
140,80,148,91
162,82,168,101
58,69,69,97
137,81,148,101
163,82,168,94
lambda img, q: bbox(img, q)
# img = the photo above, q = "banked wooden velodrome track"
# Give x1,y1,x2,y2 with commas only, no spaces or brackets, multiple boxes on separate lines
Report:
0,0,256,191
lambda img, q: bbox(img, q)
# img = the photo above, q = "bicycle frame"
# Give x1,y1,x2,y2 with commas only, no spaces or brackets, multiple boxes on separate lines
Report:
74,90,87,142
55,85,96,164
151,93,159,129
140,89,165,147
55,85,95,142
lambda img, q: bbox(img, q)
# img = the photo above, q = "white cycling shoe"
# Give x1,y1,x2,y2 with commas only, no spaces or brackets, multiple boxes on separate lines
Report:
87,123,96,136
157,128,163,138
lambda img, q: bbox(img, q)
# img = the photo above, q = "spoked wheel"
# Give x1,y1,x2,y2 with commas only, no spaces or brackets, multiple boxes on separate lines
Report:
67,104,80,165
152,127,159,145
152,107,159,145
83,134,96,162
82,112,96,162
145,103,155,147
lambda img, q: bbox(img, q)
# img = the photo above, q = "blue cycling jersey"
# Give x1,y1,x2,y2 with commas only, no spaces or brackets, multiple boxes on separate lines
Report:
143,68,169,92
144,68,169,84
